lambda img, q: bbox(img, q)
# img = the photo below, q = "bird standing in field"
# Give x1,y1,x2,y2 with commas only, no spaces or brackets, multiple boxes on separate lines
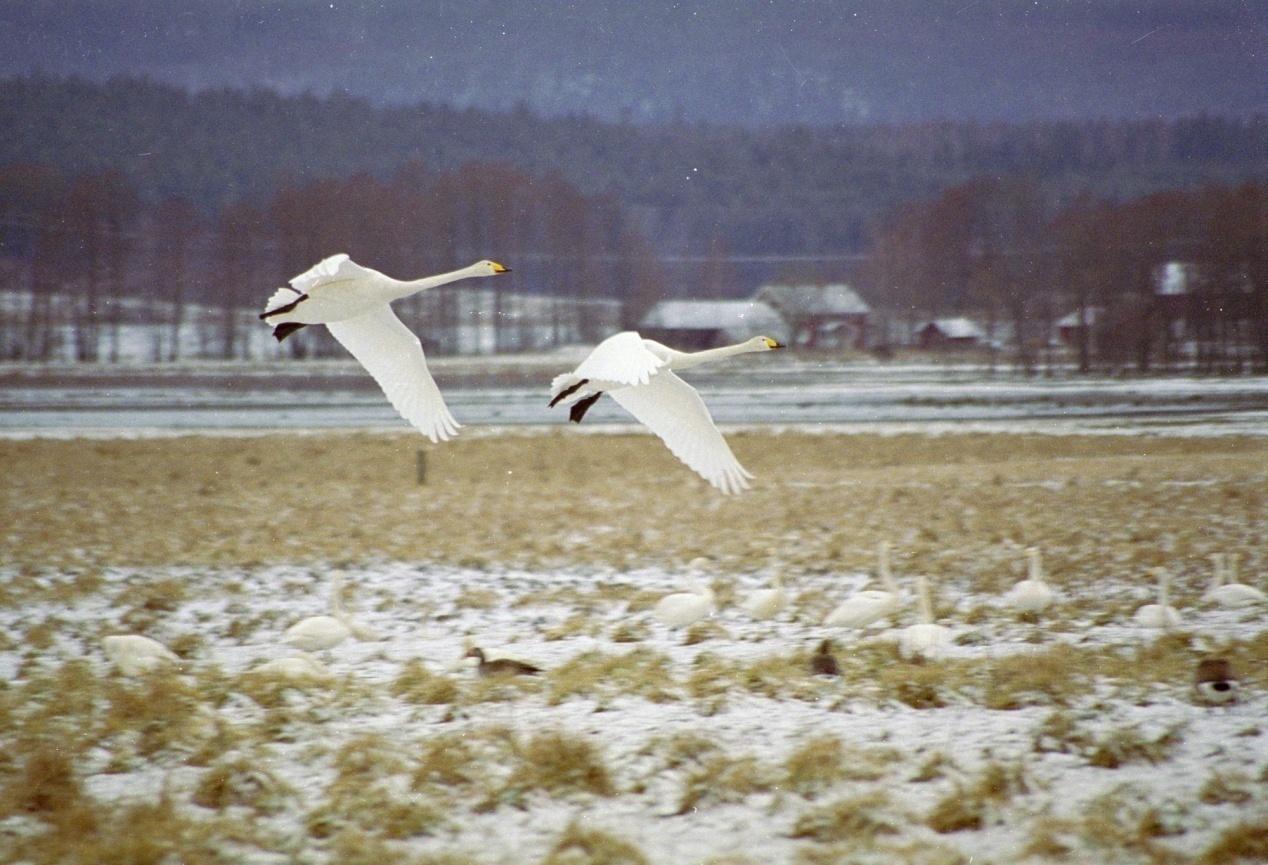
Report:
811,639,841,676
260,254,510,442
548,331,782,494
465,646,542,677
1193,658,1239,705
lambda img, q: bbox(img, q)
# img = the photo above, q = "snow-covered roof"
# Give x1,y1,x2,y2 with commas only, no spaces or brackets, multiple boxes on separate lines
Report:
1157,261,1194,296
1056,307,1103,328
640,299,786,333
920,317,985,340
756,283,870,316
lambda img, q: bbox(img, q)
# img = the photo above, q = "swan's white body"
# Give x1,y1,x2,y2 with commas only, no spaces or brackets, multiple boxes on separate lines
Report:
1133,568,1182,628
1003,547,1055,613
283,575,379,651
252,656,334,681
898,576,951,661
261,254,509,443
825,542,903,628
654,583,715,627
742,575,788,619
1203,553,1265,608
549,331,781,494
102,634,180,675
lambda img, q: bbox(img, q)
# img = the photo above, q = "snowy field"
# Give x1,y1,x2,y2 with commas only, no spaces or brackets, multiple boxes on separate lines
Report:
1,431,1266,864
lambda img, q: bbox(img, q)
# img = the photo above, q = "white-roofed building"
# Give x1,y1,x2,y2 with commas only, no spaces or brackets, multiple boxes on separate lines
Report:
754,282,871,348
639,298,790,349
916,317,987,349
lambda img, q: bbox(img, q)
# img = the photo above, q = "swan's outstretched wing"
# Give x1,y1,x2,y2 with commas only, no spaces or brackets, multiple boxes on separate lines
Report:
290,253,381,293
326,304,460,443
610,370,752,494
574,331,664,386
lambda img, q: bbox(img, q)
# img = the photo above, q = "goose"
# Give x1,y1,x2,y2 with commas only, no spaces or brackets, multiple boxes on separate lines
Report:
810,639,840,676
465,646,542,677
742,574,788,620
282,575,380,652
102,634,180,676
260,254,510,442
1203,553,1266,608
1132,568,1182,628
548,331,782,494
897,576,951,661
1193,658,1239,705
825,541,903,628
654,582,716,627
1002,546,1055,613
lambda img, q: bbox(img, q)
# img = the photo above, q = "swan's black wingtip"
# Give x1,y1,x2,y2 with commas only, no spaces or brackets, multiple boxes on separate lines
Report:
273,322,306,342
569,392,602,423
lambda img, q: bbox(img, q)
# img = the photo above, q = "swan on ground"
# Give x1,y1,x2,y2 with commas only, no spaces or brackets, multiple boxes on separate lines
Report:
742,574,788,620
897,576,952,661
465,646,542,677
282,575,380,651
1203,553,1266,608
102,634,180,675
825,541,903,628
1002,546,1055,613
260,254,510,442
251,655,334,682
811,639,840,676
654,581,716,627
548,330,782,494
1193,658,1239,705
1132,568,1182,628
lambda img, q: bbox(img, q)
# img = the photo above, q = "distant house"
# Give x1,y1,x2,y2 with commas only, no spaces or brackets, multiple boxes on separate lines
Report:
639,299,789,350
754,282,870,348
1055,307,1102,346
916,317,986,349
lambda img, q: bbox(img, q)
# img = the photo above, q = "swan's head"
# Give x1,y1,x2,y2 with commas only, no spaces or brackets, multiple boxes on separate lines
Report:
749,335,783,351
472,259,511,276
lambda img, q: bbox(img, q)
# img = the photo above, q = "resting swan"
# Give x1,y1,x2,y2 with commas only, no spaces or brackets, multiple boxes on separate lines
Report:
742,574,788,620
1203,553,1265,608
549,331,782,494
1133,568,1181,628
283,575,380,651
1002,547,1055,613
102,634,181,675
261,254,510,442
897,576,951,661
825,541,903,628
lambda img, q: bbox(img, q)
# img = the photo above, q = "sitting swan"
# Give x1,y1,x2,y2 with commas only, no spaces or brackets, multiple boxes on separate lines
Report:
251,655,334,682
654,582,716,627
283,575,380,651
897,576,952,661
1133,568,1182,628
548,330,782,494
1203,553,1265,608
1003,547,1055,613
102,634,181,676
825,541,903,628
742,574,788,620
260,254,510,443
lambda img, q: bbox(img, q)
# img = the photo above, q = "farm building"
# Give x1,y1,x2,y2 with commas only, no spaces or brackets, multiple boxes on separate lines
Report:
754,282,870,348
915,317,987,349
638,299,790,350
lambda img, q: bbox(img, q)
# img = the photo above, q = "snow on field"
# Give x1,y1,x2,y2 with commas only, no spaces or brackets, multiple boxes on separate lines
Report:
2,559,1265,864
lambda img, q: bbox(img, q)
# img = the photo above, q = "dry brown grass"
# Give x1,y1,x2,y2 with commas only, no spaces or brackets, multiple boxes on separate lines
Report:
2,433,1264,578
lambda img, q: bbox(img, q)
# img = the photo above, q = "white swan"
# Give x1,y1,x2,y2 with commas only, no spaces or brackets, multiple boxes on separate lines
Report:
825,541,903,628
548,331,782,494
282,575,380,651
102,634,180,675
260,254,510,442
742,574,788,620
1002,546,1055,613
1133,568,1182,628
897,576,951,661
654,582,715,627
251,655,334,682
1203,553,1265,608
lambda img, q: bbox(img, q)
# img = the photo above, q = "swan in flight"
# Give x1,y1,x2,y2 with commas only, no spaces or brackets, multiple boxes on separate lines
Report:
825,541,903,628
1002,547,1055,613
548,331,782,494
102,634,180,676
1203,553,1265,608
1132,568,1181,628
897,576,951,661
261,254,510,442
282,575,380,652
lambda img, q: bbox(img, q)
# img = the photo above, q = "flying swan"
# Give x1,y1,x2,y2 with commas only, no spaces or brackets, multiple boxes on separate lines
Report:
549,331,782,493
260,254,510,442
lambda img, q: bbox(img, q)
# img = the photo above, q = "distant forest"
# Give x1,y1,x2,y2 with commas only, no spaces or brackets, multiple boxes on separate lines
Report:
1,76,1266,371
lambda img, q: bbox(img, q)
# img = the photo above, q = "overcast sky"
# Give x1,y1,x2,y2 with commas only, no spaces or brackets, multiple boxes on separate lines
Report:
2,0,1265,125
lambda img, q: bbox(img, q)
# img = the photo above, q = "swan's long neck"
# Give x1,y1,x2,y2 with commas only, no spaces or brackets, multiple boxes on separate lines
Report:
1227,553,1238,584
879,542,896,592
329,575,351,623
1028,548,1043,584
1209,554,1225,592
392,264,483,299
1157,571,1170,607
669,341,760,371
917,577,934,624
